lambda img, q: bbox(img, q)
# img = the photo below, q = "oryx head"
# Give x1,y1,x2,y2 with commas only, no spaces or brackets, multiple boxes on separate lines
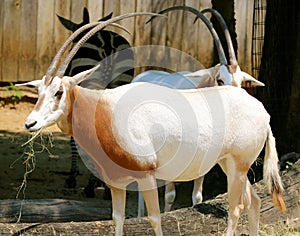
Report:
17,12,162,132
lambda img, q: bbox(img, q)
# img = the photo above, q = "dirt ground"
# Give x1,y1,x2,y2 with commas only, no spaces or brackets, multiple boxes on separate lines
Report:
0,94,195,220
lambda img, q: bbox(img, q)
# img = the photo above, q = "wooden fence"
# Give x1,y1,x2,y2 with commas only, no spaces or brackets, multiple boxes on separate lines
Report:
0,0,255,82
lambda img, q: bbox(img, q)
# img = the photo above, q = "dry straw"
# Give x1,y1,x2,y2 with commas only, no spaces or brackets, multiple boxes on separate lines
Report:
10,129,54,222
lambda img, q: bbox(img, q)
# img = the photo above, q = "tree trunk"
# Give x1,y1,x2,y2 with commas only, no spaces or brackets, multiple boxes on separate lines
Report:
286,6,300,153
257,0,300,154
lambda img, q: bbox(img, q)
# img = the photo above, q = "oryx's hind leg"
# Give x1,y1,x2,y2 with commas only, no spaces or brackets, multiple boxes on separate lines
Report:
110,187,126,236
218,157,252,236
164,182,176,212
244,179,261,235
137,175,162,236
192,176,204,206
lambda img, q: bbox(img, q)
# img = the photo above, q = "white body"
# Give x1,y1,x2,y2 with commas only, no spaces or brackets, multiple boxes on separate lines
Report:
68,84,267,183
131,65,264,214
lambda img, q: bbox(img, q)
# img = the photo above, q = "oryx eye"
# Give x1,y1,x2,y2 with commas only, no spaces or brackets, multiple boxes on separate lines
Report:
54,90,63,98
217,80,224,86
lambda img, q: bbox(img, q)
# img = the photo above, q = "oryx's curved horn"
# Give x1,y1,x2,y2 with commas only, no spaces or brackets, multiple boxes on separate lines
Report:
56,23,131,77
56,12,163,78
46,12,161,77
201,8,237,67
106,22,133,36
146,6,228,65
46,21,101,78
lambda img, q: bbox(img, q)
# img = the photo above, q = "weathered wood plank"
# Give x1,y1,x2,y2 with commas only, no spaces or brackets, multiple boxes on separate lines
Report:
134,0,152,47
151,0,169,46
182,0,200,71
149,0,169,66
134,0,153,74
35,0,55,81
235,0,255,74
181,0,206,71
103,0,120,17
18,0,38,82
54,0,71,52
0,0,4,81
104,0,122,35
70,0,86,23
87,0,104,22
119,0,136,45
166,0,184,71
197,0,213,68
2,0,21,82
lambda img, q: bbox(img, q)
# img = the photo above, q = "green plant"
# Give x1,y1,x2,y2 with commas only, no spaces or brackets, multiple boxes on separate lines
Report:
285,161,294,170
4,82,22,104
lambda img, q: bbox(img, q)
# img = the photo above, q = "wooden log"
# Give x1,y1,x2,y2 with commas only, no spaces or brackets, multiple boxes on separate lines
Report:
0,199,111,223
1,161,299,235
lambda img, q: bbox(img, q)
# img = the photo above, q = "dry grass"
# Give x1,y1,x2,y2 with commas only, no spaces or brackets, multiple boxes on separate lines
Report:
259,222,300,236
9,130,55,222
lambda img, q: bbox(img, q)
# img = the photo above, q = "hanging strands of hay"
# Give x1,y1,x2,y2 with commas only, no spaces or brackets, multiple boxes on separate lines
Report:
10,129,54,222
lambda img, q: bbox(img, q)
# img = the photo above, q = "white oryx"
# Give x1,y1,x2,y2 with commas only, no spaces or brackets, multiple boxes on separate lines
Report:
18,12,286,236
133,7,264,215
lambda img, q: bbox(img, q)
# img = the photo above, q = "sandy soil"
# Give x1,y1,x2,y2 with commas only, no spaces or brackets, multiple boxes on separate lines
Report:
0,97,194,219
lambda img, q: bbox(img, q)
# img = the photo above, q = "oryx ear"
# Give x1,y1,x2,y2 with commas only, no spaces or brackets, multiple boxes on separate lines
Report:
241,72,265,88
72,64,100,85
15,80,42,88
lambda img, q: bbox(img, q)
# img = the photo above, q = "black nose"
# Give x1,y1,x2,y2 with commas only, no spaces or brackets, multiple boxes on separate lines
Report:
25,121,37,129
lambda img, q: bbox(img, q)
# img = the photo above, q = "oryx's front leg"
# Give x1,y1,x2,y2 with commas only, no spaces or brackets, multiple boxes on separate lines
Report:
110,187,126,236
192,176,204,206
138,175,163,236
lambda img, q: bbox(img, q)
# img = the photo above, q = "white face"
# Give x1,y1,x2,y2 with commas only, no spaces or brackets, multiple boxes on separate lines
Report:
24,76,67,131
22,66,100,131
217,64,236,86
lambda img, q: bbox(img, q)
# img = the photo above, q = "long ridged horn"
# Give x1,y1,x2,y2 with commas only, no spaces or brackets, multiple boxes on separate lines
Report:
46,21,101,78
49,12,163,79
56,22,131,77
201,8,237,67
56,12,163,78
146,6,228,65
